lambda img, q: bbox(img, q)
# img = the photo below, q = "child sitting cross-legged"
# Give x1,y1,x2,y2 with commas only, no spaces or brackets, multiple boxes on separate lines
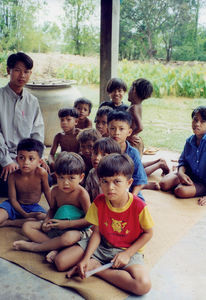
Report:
56,154,154,296
159,105,206,206
74,97,93,129
48,108,81,172
95,106,113,137
85,137,121,202
13,152,91,264
0,138,51,227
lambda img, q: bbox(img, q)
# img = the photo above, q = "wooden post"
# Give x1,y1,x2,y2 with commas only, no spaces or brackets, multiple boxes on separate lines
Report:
100,0,120,103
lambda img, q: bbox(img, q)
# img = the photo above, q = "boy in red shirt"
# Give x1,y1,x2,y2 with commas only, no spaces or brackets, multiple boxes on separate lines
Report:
53,153,154,296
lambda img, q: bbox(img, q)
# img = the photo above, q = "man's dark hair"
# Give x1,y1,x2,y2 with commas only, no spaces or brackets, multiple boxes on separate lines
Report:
58,108,79,119
7,52,33,70
107,110,132,127
74,97,92,113
95,106,113,122
55,152,85,175
106,78,127,93
191,106,206,121
132,78,153,100
77,128,101,144
97,153,134,179
93,137,121,155
17,138,44,158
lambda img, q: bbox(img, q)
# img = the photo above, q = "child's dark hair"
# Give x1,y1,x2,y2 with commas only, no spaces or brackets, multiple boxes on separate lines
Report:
95,106,113,122
107,110,132,127
58,108,79,119
131,78,153,100
7,52,33,70
93,137,121,155
77,128,101,144
97,153,134,179
17,138,44,158
106,78,127,93
191,106,206,120
74,97,92,113
55,152,85,175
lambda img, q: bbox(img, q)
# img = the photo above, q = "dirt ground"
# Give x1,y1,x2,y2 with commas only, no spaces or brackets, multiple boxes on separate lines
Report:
28,52,99,81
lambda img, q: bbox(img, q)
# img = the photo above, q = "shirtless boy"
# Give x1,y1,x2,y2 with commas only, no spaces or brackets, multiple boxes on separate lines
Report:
0,138,51,227
13,152,91,264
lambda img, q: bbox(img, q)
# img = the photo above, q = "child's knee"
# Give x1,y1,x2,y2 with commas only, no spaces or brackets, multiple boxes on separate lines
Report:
54,255,66,271
159,179,169,191
174,185,187,198
133,276,151,295
22,221,34,236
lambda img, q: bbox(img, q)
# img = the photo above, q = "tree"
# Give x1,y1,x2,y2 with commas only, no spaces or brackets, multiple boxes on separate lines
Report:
62,0,99,55
0,0,46,52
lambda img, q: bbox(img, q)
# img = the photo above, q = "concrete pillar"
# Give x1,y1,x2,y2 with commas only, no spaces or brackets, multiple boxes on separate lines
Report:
100,0,120,103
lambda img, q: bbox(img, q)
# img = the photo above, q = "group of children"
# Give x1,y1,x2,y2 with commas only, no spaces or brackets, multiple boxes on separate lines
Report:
1,72,206,296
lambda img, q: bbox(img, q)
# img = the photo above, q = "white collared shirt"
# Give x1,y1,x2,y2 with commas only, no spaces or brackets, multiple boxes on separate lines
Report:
0,84,44,167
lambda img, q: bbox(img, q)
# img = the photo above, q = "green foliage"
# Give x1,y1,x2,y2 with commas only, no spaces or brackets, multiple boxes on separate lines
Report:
0,52,7,75
56,59,206,98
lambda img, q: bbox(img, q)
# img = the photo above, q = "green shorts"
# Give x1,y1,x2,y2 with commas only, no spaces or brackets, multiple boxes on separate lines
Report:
77,238,144,268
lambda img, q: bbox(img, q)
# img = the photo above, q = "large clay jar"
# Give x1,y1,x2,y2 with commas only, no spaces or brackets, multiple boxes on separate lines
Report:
26,80,81,146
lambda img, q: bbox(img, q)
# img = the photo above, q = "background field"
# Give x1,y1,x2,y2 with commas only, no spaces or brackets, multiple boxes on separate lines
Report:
1,53,206,153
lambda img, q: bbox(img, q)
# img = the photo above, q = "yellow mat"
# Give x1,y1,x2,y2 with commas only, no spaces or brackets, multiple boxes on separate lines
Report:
1,185,206,299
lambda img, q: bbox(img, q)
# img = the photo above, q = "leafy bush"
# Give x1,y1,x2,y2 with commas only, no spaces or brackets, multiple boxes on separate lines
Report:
57,59,206,98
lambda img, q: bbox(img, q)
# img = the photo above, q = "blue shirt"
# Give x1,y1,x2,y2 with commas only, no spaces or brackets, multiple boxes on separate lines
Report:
125,141,147,200
178,133,206,184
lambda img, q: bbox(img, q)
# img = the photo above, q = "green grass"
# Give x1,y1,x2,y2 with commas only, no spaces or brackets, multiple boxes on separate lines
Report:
1,77,205,153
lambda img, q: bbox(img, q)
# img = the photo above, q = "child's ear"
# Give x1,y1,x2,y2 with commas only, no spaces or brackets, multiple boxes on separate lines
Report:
127,178,133,188
75,118,78,125
7,67,11,75
79,173,85,182
127,128,133,137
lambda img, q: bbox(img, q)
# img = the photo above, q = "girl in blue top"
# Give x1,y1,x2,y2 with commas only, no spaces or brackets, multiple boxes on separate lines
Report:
160,106,206,206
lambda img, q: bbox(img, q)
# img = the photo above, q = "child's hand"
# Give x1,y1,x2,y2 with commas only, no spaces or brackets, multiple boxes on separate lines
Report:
46,219,69,230
111,251,130,268
77,258,89,279
178,173,193,185
41,222,51,232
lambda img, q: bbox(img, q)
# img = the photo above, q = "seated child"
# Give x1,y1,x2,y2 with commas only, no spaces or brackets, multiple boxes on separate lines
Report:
127,78,153,156
13,151,91,263
55,154,154,296
0,138,51,227
49,108,81,171
95,106,113,137
85,137,121,202
74,97,93,129
107,110,147,200
159,106,206,206
77,128,101,180
99,78,128,111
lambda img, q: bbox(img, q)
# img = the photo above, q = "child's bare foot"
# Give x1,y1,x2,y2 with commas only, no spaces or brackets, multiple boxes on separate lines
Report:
159,159,170,175
46,250,58,263
13,240,34,251
144,182,160,190
198,196,206,206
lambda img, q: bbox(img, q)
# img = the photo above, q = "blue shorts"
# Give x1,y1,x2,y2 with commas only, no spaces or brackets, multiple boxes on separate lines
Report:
0,200,46,220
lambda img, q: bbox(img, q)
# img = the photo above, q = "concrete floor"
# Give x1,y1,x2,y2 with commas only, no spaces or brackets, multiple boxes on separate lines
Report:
1,214,206,300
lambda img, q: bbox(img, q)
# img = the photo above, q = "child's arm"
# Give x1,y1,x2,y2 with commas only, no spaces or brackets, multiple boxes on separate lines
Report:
86,118,92,128
8,173,41,219
41,186,57,232
48,134,59,168
112,227,153,269
39,167,51,205
130,104,143,134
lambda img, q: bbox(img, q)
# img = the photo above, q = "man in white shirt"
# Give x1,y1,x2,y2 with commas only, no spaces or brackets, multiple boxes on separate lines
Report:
0,52,44,196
